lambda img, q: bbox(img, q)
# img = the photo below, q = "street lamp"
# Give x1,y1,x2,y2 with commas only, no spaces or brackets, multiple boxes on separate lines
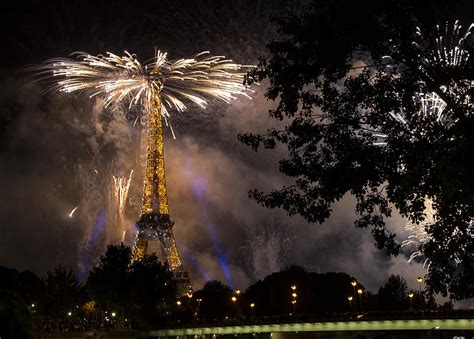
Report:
416,277,424,309
291,285,296,291
111,312,116,317
347,296,353,312
67,311,72,317
176,300,182,306
291,292,297,298
235,289,241,295
250,303,255,321
351,280,357,300
357,289,363,311
416,277,423,293
231,296,237,302
196,298,202,319
408,292,414,309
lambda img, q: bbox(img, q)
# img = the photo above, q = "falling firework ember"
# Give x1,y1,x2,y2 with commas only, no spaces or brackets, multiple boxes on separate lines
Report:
68,206,78,218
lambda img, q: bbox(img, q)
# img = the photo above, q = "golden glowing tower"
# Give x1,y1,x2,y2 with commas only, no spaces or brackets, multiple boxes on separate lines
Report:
133,95,191,294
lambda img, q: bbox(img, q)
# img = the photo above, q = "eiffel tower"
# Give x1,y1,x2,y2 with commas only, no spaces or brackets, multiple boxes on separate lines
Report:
133,95,191,296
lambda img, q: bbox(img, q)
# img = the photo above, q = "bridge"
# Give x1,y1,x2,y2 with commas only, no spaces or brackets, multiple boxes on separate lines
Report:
146,319,473,338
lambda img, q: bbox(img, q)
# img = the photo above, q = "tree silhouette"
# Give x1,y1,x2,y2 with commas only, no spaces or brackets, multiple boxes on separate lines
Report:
240,0,473,299
192,280,233,321
377,274,408,310
43,266,83,318
86,243,176,328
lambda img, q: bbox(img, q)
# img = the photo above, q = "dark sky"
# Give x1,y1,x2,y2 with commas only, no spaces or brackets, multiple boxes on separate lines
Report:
1,0,470,293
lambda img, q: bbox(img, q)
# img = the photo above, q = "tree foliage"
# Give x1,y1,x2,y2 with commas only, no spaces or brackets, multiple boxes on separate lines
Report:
192,280,233,321
243,266,358,315
85,243,176,328
377,274,408,310
43,266,83,318
240,0,473,299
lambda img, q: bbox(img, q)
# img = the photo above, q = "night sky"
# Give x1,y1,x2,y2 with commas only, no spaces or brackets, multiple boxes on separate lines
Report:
4,0,471,293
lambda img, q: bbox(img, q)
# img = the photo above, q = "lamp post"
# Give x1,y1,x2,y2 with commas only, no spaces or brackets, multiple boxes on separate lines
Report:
416,277,424,309
416,277,423,294
408,292,414,309
357,289,363,311
196,298,202,319
351,281,357,299
347,296,353,312
250,303,255,321
290,285,297,315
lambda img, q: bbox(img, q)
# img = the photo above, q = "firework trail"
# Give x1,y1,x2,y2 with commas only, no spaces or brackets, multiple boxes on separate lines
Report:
110,170,134,243
68,206,79,218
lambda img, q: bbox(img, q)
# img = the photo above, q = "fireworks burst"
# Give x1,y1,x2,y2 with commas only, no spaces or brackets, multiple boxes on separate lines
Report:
365,22,473,267
34,50,253,136
367,21,473,146
110,170,133,242
414,20,473,68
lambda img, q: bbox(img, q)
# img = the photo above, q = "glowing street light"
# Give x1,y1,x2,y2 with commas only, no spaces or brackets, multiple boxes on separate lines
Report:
231,296,237,302
196,298,202,319
347,296,353,312
176,300,182,306
250,303,255,321
291,285,296,291
31,303,35,308
111,312,116,317
357,289,363,310
416,277,424,293
351,280,357,299
67,311,72,316
291,292,297,298
235,289,241,295
408,292,414,308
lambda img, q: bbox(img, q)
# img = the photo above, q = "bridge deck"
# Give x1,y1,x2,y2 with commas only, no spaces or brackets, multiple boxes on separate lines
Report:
148,319,473,337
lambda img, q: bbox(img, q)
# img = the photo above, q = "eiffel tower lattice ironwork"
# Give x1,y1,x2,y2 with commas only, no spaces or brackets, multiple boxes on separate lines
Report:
133,95,191,295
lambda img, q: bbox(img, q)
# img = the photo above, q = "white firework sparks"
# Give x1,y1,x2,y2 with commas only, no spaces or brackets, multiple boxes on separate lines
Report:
414,20,473,68
401,198,436,268
34,50,253,134
111,170,133,242
368,21,473,146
